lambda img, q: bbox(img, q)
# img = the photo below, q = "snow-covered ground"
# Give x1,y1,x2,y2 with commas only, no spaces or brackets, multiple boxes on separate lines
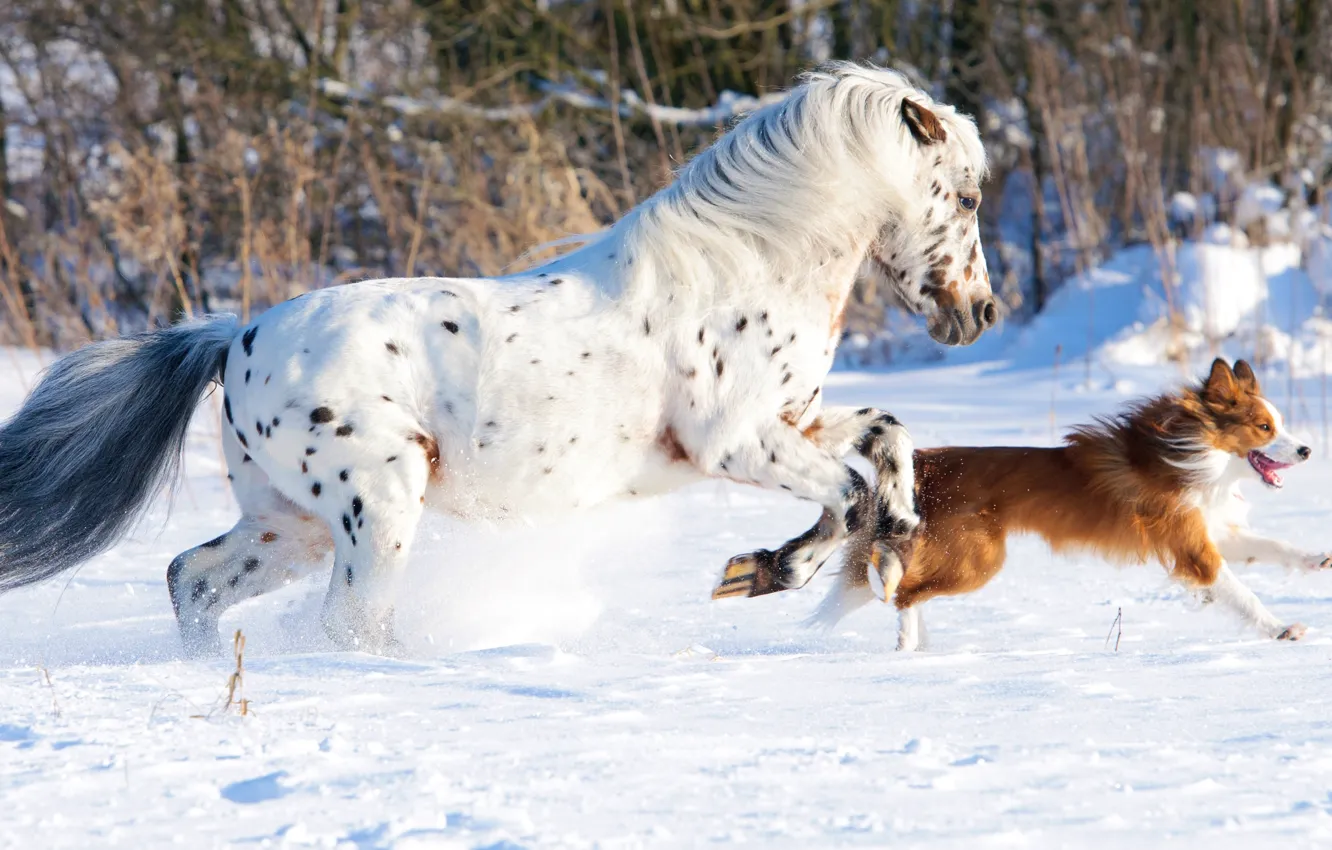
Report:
4,346,1332,849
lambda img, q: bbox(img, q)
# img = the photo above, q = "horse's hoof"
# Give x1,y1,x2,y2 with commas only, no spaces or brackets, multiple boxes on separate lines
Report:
177,617,223,659
179,632,224,659
321,607,399,655
1277,623,1307,641
711,550,779,599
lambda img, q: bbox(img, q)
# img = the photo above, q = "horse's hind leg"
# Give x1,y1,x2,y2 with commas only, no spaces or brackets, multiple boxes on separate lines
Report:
313,437,433,654
167,508,332,655
167,427,332,655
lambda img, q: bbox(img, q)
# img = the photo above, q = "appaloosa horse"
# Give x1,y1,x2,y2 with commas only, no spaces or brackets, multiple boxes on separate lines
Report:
0,63,995,654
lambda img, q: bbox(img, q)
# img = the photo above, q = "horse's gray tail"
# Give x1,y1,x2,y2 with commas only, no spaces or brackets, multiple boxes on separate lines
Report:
0,316,238,591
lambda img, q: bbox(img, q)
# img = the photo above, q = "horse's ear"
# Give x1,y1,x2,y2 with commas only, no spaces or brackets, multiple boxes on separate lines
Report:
1233,359,1259,392
901,99,948,146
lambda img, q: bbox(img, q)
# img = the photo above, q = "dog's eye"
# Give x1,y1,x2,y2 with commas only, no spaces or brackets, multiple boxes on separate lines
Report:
1260,423,1271,431
959,195,978,212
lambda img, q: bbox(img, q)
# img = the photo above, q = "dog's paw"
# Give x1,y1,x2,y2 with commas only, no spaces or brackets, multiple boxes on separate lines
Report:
1276,622,1307,641
1304,554,1332,572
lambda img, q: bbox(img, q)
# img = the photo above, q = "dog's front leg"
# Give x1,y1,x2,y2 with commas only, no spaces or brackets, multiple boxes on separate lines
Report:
1204,563,1306,640
1217,529,1332,572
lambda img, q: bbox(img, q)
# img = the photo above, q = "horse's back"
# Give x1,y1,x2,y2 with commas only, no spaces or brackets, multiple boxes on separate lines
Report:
220,274,679,520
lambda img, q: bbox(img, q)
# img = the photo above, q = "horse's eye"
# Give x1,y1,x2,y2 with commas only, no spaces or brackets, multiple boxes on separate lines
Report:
959,195,978,212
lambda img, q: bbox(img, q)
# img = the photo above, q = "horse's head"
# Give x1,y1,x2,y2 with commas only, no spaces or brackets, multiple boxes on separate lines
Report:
861,94,996,346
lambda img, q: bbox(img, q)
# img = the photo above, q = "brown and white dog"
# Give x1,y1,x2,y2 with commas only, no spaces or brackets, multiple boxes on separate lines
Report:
813,359,1329,650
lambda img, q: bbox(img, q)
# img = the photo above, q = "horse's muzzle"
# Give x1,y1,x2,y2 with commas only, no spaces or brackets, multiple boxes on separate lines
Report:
928,297,998,346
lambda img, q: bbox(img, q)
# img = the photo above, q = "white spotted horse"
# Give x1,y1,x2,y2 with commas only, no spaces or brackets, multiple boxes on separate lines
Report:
0,63,995,655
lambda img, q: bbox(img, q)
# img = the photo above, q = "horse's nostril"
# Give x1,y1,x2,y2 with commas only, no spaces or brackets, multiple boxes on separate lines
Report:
972,298,997,329
1298,445,1312,460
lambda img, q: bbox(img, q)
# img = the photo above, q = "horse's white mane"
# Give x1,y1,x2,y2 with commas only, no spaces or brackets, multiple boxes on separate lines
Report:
534,63,987,311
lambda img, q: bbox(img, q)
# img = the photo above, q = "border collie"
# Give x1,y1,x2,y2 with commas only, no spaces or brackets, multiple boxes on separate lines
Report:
817,359,1327,650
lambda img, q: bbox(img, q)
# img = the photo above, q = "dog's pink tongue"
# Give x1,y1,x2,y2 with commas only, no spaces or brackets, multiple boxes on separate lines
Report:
1250,451,1286,486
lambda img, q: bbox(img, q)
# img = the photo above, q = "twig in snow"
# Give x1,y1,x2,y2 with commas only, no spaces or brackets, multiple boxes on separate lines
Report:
38,666,60,719
1104,607,1123,652
224,629,250,716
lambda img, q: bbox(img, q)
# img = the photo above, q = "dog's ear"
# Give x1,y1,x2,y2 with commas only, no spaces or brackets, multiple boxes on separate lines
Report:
901,99,948,146
1204,358,1239,404
1233,359,1260,393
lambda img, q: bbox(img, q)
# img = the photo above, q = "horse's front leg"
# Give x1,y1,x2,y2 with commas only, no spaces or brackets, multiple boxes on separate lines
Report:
803,406,918,539
709,407,917,599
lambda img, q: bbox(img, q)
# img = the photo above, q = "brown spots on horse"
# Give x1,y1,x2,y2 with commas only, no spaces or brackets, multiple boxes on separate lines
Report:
311,482,322,497
442,321,459,334
242,326,259,356
311,407,335,424
929,280,964,313
735,316,748,332
335,424,354,437
259,531,279,544
657,426,692,464
413,432,442,477
385,341,401,355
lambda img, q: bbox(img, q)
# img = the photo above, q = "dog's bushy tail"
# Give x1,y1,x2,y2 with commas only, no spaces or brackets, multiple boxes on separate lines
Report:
0,316,238,591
